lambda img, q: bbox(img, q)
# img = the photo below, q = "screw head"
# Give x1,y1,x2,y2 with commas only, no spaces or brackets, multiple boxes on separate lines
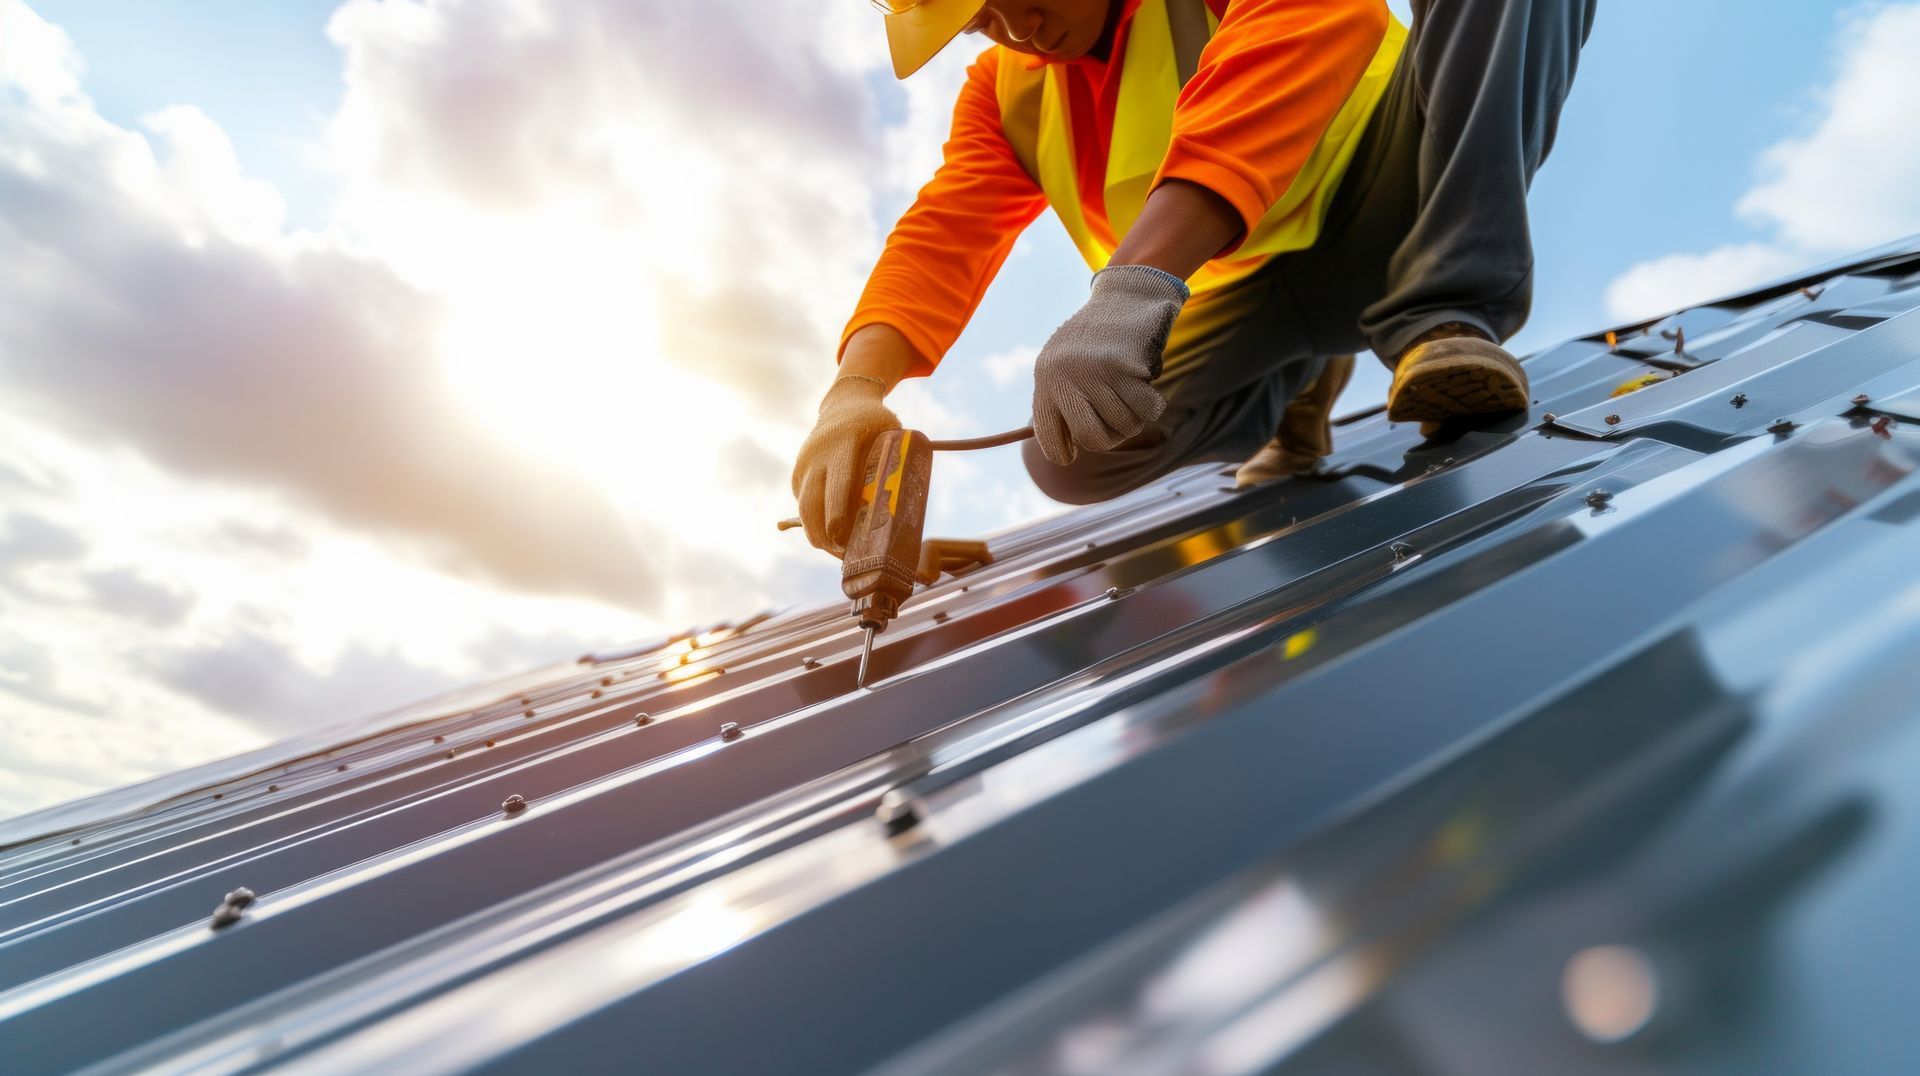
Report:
1604,413,1622,427
484,739,496,748
268,784,278,793
1852,393,1871,407
1768,418,1796,435
523,708,535,718
1105,586,1122,599
336,764,348,772
803,657,822,669
213,792,223,800
1390,542,1415,562
600,676,614,686
1585,489,1613,508
719,722,743,742
224,887,257,909
1731,393,1748,408
433,735,445,744
876,789,923,837
210,903,245,930
635,713,653,727
1542,412,1557,423
501,794,528,815
446,749,457,759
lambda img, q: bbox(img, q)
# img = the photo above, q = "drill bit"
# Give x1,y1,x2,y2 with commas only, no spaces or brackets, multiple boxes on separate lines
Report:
856,624,876,688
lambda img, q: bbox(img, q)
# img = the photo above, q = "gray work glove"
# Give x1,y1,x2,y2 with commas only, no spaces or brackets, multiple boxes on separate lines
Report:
791,375,900,557
1030,264,1189,466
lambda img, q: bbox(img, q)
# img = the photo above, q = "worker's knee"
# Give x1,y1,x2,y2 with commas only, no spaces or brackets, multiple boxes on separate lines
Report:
1019,436,1169,506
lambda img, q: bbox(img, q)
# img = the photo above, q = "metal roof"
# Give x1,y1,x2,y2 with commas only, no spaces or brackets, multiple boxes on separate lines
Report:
6,237,1920,1074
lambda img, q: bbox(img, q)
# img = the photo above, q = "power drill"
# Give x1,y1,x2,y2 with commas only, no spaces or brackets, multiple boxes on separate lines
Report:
780,425,1033,687
842,428,934,687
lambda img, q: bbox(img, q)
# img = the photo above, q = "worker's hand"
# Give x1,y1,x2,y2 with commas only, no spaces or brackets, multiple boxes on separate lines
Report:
792,376,901,557
1030,264,1188,466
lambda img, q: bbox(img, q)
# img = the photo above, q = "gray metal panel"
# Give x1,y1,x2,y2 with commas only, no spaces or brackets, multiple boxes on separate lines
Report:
1549,308,1920,438
5,240,1920,1075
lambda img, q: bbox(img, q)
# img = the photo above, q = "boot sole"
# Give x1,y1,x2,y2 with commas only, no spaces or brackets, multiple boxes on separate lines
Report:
1387,354,1529,424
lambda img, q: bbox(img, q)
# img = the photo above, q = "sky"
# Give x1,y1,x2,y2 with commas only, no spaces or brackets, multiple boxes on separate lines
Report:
2,0,1918,822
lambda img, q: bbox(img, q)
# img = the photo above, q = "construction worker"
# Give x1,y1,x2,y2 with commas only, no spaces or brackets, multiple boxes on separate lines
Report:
793,0,1595,554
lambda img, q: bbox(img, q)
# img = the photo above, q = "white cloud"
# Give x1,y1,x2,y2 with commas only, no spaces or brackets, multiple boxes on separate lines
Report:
1606,2,1920,322
0,0,983,822
982,344,1041,389
1603,243,1808,324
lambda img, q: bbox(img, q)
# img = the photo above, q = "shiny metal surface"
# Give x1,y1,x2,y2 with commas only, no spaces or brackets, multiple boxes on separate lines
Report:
3,237,1920,1074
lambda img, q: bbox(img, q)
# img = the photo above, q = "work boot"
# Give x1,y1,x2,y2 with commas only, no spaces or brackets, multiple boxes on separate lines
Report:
1386,323,1529,434
1235,355,1355,488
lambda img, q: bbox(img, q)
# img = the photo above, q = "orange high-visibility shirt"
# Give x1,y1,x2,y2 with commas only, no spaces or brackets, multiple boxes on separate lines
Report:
843,0,1393,377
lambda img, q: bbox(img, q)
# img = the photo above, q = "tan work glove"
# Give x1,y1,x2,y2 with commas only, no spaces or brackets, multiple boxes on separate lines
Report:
1030,264,1188,466
791,375,901,556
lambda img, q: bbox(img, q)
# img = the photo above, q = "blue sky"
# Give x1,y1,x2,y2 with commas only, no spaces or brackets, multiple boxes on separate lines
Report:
3,0,1917,820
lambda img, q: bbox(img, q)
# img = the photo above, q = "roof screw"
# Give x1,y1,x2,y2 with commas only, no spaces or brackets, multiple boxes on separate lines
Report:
268,784,279,793
1585,489,1613,509
1768,418,1796,436
1604,413,1622,427
210,903,246,930
523,708,535,718
876,789,923,837
959,584,969,592
932,610,948,622
336,764,348,772
433,735,445,744
70,837,80,846
600,676,614,686
1672,326,1686,354
1851,393,1871,407
590,688,603,699
225,887,256,909
635,713,653,727
1542,412,1558,423
484,739,496,748
213,792,223,800
1105,586,1123,600
1801,285,1824,300
1086,541,1097,550
719,722,743,742
803,657,822,669
501,794,528,815
446,749,457,759
1730,393,1748,408
518,696,530,705
1390,542,1415,563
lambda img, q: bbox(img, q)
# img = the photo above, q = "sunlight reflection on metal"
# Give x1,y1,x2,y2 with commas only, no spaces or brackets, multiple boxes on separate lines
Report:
1562,944,1660,1044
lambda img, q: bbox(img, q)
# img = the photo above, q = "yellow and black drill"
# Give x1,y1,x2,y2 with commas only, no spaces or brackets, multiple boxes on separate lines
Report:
783,425,1031,687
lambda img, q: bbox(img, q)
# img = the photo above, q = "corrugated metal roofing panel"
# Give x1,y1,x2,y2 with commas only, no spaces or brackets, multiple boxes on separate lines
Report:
3,236,1920,1074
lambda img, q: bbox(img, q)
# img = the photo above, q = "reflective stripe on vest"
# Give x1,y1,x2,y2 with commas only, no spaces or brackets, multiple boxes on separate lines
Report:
997,0,1407,292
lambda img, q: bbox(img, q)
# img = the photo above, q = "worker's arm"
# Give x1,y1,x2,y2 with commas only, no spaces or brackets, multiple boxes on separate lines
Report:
795,47,1045,555
838,47,1050,380
1030,0,1389,464
1155,0,1391,254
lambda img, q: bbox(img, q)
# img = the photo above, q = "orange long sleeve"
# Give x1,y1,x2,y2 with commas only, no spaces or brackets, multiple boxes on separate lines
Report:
842,0,1392,377
839,48,1047,378
1156,0,1391,256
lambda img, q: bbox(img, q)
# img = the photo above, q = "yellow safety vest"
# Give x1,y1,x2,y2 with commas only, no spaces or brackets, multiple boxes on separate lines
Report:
997,0,1406,292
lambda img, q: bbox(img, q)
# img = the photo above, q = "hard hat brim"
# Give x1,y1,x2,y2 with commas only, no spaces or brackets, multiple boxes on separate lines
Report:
884,0,987,79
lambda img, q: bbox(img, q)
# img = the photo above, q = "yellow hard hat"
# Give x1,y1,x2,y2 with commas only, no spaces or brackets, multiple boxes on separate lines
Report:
876,0,987,79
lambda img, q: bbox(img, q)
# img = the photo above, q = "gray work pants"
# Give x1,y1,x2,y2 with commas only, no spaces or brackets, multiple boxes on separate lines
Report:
1023,0,1598,505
